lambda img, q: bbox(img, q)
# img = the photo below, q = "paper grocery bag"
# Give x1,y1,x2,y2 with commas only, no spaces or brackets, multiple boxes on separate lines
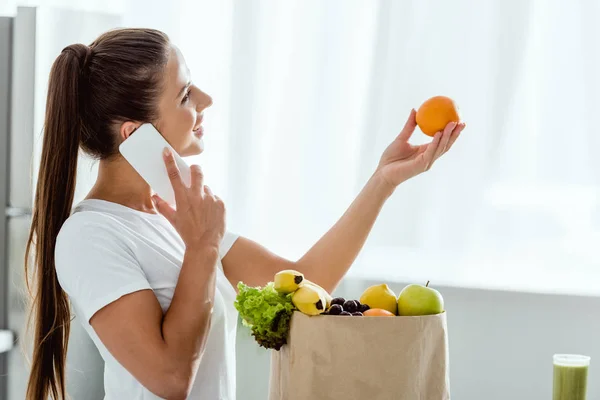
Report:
269,311,450,400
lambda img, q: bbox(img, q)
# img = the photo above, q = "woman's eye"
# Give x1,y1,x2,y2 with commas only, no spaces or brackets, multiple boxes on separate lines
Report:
182,89,191,104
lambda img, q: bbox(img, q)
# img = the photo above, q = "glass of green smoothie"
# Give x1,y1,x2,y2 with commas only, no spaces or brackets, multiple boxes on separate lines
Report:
553,354,590,400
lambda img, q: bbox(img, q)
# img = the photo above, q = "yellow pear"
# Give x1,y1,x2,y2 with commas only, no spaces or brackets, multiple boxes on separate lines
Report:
359,283,397,315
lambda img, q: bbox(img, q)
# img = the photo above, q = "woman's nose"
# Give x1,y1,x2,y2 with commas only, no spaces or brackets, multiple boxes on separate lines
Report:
197,91,213,111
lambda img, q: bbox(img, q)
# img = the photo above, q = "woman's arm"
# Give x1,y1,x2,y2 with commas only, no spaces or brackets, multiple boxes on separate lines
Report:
91,245,219,399
223,111,464,293
223,173,392,293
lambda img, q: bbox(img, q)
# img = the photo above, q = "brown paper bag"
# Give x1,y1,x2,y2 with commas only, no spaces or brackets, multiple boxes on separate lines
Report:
269,311,450,400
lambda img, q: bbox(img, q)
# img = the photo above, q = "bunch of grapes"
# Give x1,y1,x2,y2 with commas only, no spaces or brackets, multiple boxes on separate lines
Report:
323,297,370,316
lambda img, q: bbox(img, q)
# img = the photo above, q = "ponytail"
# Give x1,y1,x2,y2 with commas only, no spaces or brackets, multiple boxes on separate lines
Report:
23,27,171,399
25,44,90,400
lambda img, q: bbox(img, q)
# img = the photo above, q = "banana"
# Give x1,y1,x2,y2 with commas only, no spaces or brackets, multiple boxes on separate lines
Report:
274,269,304,294
292,284,327,315
302,279,332,309
273,269,333,314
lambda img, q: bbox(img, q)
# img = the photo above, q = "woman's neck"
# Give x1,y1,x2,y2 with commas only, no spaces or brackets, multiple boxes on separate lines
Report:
86,157,156,214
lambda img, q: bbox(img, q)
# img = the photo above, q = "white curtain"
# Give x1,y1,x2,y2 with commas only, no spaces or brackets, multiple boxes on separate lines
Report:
3,0,600,294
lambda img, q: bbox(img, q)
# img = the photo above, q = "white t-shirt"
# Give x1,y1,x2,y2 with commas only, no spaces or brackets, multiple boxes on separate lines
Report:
55,199,239,400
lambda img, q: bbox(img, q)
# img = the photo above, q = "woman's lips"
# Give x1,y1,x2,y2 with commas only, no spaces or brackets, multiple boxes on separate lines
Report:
193,126,204,137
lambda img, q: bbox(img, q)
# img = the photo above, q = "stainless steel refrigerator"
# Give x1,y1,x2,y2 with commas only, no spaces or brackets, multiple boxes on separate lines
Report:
0,7,121,399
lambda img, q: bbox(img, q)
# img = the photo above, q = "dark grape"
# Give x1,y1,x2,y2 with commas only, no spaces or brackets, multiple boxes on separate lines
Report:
339,311,352,316
352,312,363,316
359,304,370,313
328,304,343,315
331,297,345,306
343,300,357,313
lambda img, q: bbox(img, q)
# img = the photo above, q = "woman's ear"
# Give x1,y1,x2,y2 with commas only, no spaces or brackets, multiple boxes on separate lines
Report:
119,121,141,141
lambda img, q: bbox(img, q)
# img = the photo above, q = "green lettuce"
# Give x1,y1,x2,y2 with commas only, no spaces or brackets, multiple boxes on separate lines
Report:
234,282,296,350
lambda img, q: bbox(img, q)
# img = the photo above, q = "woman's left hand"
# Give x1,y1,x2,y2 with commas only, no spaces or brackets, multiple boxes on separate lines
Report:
376,109,465,190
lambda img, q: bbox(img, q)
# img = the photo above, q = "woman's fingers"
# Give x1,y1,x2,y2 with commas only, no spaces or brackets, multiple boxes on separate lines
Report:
397,109,418,142
443,122,465,154
190,164,204,193
433,122,456,160
163,148,186,202
152,194,176,224
420,131,443,171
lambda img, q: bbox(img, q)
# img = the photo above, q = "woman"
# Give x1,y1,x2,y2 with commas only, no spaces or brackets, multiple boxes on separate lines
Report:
25,28,464,400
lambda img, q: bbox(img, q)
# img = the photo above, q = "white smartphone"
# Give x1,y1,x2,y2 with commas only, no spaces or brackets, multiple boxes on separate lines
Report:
119,123,191,205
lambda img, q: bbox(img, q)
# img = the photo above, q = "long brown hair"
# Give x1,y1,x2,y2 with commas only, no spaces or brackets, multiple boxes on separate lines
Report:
24,28,170,400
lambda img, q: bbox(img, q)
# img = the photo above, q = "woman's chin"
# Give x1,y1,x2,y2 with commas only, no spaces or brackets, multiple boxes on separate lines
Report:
180,139,204,157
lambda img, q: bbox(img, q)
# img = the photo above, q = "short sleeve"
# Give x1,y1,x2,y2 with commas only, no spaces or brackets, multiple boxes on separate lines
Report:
55,213,152,323
219,231,239,259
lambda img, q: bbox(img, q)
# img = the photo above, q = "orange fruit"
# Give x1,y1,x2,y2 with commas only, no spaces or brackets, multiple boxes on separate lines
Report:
363,308,395,317
415,96,460,137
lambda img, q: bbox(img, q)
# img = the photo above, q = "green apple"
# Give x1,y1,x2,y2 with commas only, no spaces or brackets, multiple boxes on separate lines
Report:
397,281,444,316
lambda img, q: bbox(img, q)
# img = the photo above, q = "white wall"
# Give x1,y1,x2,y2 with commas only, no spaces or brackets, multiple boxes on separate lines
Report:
236,278,600,400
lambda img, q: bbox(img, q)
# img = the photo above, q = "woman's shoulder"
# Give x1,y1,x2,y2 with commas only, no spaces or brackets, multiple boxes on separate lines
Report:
54,209,151,319
55,210,142,282
58,209,122,240
55,210,133,263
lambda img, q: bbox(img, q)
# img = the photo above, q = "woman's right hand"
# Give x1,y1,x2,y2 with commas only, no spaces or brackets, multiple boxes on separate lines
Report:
153,148,225,250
